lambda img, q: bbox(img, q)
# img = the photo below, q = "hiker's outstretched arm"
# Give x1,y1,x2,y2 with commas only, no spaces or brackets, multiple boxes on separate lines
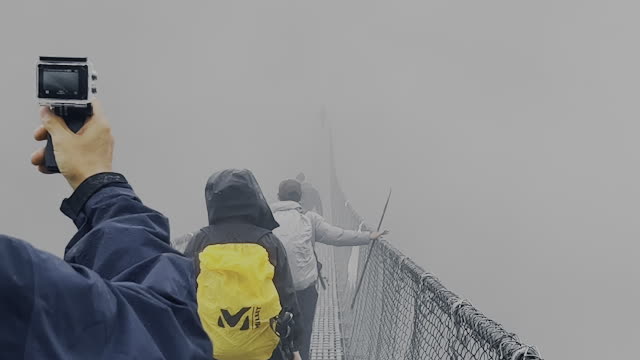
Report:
307,212,372,246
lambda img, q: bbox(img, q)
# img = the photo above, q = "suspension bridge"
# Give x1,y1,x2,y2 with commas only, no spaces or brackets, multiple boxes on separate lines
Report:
309,183,542,360
306,128,542,360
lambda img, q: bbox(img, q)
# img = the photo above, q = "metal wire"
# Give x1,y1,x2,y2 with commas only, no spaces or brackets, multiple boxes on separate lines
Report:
329,175,542,360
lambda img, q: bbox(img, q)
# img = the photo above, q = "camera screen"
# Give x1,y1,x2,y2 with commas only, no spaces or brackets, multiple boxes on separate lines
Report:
38,64,88,100
43,69,79,96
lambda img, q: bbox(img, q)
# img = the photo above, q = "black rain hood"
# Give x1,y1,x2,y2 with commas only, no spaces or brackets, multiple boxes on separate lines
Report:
205,168,279,230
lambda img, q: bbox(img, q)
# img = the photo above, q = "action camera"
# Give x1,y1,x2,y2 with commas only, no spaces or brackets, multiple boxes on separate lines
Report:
36,57,98,173
37,57,97,106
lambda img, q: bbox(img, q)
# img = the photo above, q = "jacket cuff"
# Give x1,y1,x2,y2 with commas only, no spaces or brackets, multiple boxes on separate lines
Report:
60,172,128,219
357,231,373,245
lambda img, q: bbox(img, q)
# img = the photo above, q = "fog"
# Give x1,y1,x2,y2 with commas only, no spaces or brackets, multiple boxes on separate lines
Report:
1,1,639,359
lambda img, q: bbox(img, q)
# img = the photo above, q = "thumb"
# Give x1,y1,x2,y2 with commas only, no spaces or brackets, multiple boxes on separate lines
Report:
40,106,72,138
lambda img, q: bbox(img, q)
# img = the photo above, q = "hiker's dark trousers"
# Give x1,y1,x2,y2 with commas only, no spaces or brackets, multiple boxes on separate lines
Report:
296,283,319,360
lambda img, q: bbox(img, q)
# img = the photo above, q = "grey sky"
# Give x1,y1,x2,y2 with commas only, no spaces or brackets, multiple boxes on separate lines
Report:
1,1,638,359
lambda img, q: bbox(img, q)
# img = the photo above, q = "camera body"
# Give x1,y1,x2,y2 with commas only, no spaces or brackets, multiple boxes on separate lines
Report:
37,56,98,173
37,56,97,107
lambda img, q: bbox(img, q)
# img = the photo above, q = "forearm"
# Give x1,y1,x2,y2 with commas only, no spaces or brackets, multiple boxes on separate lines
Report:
316,223,371,246
60,172,131,227
61,172,176,280
308,212,371,246
325,229,371,246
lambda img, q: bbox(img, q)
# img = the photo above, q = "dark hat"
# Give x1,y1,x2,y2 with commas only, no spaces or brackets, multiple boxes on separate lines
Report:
278,179,302,202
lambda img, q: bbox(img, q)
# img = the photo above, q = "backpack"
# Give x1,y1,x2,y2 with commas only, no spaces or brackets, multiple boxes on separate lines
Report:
272,208,318,291
197,243,282,360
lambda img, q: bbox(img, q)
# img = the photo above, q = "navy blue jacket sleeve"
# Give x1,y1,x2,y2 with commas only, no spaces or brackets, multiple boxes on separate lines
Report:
0,173,212,359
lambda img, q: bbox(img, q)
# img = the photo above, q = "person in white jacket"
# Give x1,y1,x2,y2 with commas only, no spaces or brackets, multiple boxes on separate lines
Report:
271,179,387,360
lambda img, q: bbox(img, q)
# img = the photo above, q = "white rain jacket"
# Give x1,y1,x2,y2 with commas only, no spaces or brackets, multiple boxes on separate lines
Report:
271,201,371,291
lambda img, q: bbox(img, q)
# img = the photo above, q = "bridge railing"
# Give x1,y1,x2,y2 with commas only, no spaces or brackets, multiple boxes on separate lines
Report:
329,176,542,360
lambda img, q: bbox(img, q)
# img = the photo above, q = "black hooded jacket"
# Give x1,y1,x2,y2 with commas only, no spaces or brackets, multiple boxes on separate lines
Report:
183,169,302,352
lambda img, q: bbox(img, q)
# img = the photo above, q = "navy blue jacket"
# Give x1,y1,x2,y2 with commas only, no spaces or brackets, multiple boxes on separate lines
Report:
0,173,213,359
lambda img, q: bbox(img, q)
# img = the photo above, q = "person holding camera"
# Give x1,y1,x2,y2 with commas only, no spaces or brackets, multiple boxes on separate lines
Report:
0,101,213,359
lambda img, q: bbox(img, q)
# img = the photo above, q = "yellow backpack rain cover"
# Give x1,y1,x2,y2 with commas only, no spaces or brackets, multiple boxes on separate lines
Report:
197,243,282,360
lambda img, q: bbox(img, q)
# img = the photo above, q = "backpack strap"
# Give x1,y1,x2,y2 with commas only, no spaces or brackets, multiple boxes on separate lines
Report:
313,246,327,290
303,210,326,290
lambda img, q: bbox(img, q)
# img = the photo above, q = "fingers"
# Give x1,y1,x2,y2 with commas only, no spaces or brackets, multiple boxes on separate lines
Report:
32,111,53,175
30,148,44,166
30,148,53,174
40,106,72,138
37,164,53,174
33,125,48,141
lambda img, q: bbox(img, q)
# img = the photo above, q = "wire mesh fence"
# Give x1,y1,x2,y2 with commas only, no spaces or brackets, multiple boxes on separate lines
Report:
329,177,542,360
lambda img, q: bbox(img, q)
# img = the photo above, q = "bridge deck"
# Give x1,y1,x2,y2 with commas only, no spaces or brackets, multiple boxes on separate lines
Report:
310,244,344,360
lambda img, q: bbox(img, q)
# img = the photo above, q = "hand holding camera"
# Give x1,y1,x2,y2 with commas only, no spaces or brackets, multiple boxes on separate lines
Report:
31,102,113,189
32,57,113,190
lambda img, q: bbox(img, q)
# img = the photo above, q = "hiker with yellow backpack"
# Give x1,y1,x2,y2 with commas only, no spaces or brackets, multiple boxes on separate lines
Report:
182,169,303,360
